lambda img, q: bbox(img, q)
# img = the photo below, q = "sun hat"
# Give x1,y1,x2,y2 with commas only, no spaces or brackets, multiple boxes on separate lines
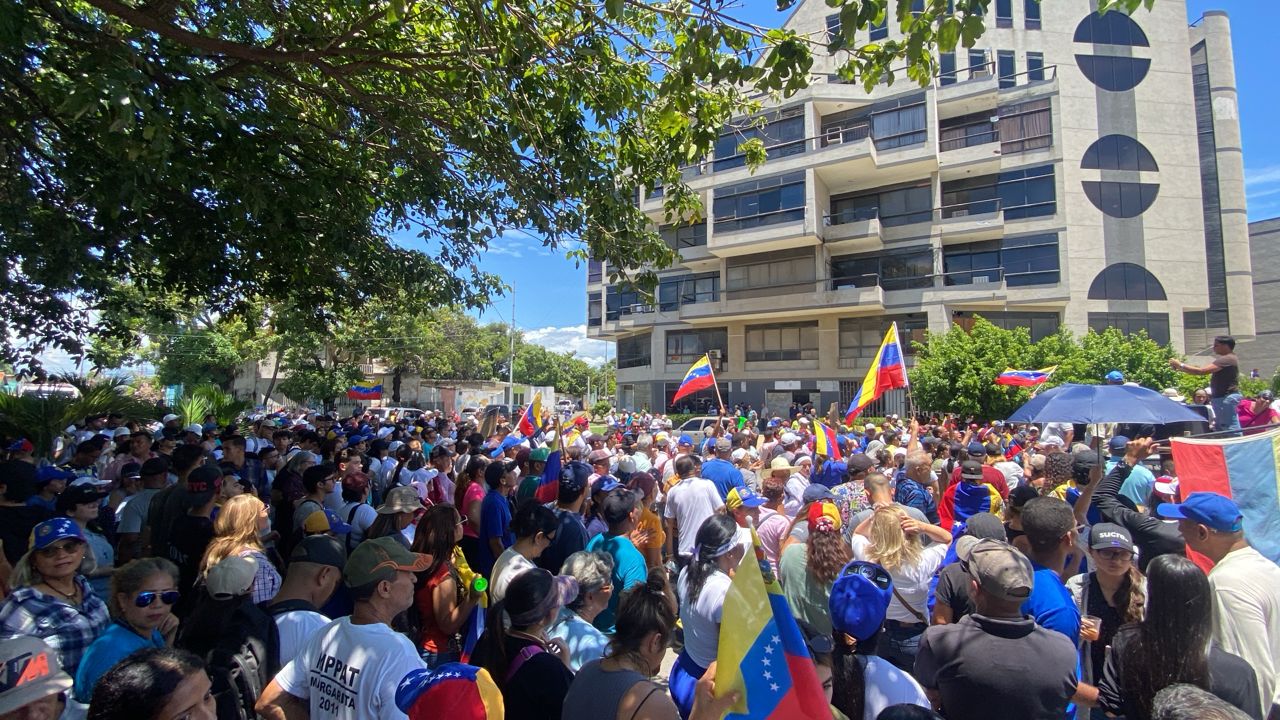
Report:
768,456,797,474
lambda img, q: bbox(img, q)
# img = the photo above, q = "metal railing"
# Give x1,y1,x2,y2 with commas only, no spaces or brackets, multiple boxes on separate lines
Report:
939,127,999,152
938,197,1002,220
713,206,805,231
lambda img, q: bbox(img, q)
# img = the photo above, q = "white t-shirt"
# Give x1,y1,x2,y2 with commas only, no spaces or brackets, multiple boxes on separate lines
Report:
274,608,331,662
850,535,947,623
677,568,733,668
663,477,725,557
733,525,753,565
861,655,931,719
490,548,536,604
274,617,424,720
338,502,378,546
783,473,810,517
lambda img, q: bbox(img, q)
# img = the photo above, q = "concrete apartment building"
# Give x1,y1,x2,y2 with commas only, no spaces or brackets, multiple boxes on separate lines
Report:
586,0,1254,414
1247,217,1280,377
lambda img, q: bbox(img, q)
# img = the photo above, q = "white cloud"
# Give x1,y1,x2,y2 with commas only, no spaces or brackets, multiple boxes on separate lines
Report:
522,324,612,366
1246,164,1280,188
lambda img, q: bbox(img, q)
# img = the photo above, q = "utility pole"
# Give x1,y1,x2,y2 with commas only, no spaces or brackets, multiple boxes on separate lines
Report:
507,286,515,407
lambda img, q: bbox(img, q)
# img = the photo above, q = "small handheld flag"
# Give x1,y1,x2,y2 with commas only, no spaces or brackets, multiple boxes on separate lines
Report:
672,354,717,404
844,323,909,424
995,367,1057,387
517,394,543,437
347,380,383,400
814,421,842,461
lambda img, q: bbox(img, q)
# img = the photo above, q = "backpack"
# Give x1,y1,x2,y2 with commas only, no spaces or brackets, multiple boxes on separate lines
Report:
177,592,280,720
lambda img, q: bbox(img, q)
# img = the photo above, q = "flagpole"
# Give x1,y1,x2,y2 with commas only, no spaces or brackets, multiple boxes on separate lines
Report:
892,322,918,420
708,354,726,414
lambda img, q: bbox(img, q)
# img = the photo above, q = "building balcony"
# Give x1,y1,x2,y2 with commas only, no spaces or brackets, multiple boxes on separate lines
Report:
936,199,1004,243
821,209,884,253
707,209,819,258
679,278,884,324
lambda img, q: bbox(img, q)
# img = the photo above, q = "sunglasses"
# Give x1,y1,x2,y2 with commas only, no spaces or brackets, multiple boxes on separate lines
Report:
36,540,84,558
841,562,891,590
135,590,180,608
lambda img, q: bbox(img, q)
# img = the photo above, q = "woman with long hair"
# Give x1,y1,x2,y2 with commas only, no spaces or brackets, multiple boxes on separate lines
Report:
669,514,744,720
490,501,558,604
366,485,421,549
410,504,482,668
779,501,851,635
1067,523,1146,696
74,558,181,703
849,506,950,671
1098,554,1261,720
472,568,577,720
199,494,279,603
454,455,489,568
0,518,109,678
87,647,215,720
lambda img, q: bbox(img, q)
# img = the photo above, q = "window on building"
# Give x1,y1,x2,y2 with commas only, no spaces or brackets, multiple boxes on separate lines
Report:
657,273,720,311
714,107,807,172
1081,134,1158,171
666,328,727,365
969,50,990,79
911,0,925,16
587,260,603,284
830,181,932,227
649,180,664,200
831,247,934,291
996,0,1013,27
665,382,728,413
956,311,1060,341
839,314,927,360
997,50,1017,88
821,106,872,147
939,110,998,152
1026,52,1045,82
1087,263,1167,301
939,52,958,86
588,297,602,327
659,222,708,251
712,171,806,232
617,334,652,369
1001,233,1061,286
999,98,1051,154
1024,0,1041,29
940,176,999,218
826,14,843,49
1089,313,1170,345
726,249,815,298
746,322,819,362
870,16,888,41
605,285,650,321
944,241,1002,285
1075,55,1151,93
1082,181,1160,219
870,94,928,149
941,164,1056,220
1073,11,1149,46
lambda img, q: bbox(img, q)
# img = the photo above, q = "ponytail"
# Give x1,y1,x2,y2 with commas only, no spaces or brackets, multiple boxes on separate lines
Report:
830,639,869,719
1118,565,1147,625
686,514,737,603
477,597,511,688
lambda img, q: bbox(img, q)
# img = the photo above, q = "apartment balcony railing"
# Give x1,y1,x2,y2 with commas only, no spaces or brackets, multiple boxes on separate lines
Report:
938,197,1002,220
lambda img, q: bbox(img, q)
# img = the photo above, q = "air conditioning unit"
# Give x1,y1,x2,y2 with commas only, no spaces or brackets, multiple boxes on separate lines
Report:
971,276,992,285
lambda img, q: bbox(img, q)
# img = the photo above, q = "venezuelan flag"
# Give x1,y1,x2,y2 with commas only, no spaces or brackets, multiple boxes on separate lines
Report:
844,323,908,424
517,393,543,437
939,479,1003,532
672,354,717,403
995,366,1057,387
534,446,563,505
346,380,383,400
716,528,829,719
1171,427,1280,569
814,421,842,461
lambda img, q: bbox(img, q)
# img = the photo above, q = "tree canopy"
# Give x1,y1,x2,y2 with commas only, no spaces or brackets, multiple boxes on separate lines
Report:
2,0,1151,370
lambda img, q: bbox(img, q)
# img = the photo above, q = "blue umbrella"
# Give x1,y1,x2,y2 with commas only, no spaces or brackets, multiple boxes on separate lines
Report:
1006,383,1207,425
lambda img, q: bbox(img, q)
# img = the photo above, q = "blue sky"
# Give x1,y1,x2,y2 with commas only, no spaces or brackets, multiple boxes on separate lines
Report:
462,0,1280,365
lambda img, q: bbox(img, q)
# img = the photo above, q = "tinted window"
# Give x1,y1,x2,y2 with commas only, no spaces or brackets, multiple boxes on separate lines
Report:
939,52,958,86
969,50,989,79
1087,263,1167,300
666,328,728,364
713,172,806,232
1024,0,1041,29
617,334,652,369
1076,55,1151,92
996,0,1012,27
1081,135,1158,171
870,17,888,41
832,248,933,291
826,14,843,48
998,50,1017,88
1088,313,1170,346
1073,11,1150,46
1027,52,1045,82
714,109,806,171
1082,181,1159,218
745,322,819,362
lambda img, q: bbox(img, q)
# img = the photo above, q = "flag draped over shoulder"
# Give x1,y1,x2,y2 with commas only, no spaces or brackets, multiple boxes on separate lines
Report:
346,380,383,400
517,393,543,437
844,323,909,424
814,421,842,461
672,354,716,403
995,366,1057,387
1171,428,1280,570
716,528,829,719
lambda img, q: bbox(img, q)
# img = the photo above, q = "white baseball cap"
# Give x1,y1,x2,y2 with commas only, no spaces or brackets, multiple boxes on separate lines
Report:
162,413,180,423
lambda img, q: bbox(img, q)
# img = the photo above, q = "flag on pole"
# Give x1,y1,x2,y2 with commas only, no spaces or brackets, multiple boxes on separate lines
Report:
844,323,909,424
814,421,842,461
995,367,1058,387
534,428,565,504
672,354,717,404
715,527,829,719
517,393,543,437
1170,427,1280,571
346,380,383,400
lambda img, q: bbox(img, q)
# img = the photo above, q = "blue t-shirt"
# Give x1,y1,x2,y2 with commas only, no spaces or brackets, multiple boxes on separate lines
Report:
1106,457,1156,509
536,508,589,574
477,489,514,576
812,460,847,489
700,458,744,500
1023,561,1083,719
585,532,648,634
74,621,165,702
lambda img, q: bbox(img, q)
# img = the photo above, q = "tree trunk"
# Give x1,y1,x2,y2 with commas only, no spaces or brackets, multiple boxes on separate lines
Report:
393,366,403,404
262,353,280,408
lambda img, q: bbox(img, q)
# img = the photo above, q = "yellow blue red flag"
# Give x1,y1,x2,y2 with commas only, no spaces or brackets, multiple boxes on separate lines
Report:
347,380,382,400
517,393,543,437
844,322,908,424
672,354,716,403
814,421,842,461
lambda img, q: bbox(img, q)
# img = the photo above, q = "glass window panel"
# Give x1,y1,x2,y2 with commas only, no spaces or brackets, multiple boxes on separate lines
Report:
1027,52,1045,81
1024,0,1041,28
940,52,957,85
998,50,1016,88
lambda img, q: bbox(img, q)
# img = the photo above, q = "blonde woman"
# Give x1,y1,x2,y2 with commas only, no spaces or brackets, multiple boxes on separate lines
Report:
199,494,280,603
849,505,950,671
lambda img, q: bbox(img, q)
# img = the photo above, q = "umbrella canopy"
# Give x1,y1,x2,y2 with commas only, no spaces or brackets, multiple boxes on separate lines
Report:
1006,383,1208,425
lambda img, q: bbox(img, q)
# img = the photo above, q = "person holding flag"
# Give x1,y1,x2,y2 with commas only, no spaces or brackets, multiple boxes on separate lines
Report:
845,324,909,425
672,354,724,412
516,394,543,438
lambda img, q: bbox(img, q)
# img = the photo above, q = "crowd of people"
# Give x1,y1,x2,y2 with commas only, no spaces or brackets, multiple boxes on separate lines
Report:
0,358,1278,720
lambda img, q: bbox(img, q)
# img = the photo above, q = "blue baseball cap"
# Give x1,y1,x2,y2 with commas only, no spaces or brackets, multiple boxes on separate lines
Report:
559,461,592,494
31,518,85,550
1107,435,1130,454
1157,492,1243,533
592,475,621,495
35,466,75,485
829,561,893,642
726,487,766,510
489,435,522,458
323,509,352,535
677,434,693,447
1105,370,1125,383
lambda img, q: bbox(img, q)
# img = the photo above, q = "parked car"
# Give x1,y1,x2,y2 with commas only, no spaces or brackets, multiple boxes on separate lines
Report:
675,416,736,446
368,407,429,421
459,407,480,424
555,399,576,413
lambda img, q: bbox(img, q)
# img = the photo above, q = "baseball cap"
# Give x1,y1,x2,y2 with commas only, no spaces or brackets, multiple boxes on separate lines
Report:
5,438,33,454
1089,523,1135,553
55,484,108,514
488,435,522,458
304,509,352,535
829,561,893,642
162,413,180,423
730,448,749,463
112,427,130,438
957,537,1034,603
677,434,693,447
1107,435,1130,454
186,465,223,500
1105,370,1125,383
344,536,432,587
780,432,799,445
0,636,73,715
591,475,620,495
290,535,348,568
965,441,985,456
206,555,258,599
960,460,985,481
1156,492,1243,533
714,437,732,452
396,663,503,720
139,457,170,476
378,485,422,515
1153,475,1179,496
962,512,1008,541
529,447,550,463
846,454,875,474
726,487,766,511
30,518,84,550
802,484,836,503
586,449,612,464
34,466,74,486
117,462,143,481
559,461,591,494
